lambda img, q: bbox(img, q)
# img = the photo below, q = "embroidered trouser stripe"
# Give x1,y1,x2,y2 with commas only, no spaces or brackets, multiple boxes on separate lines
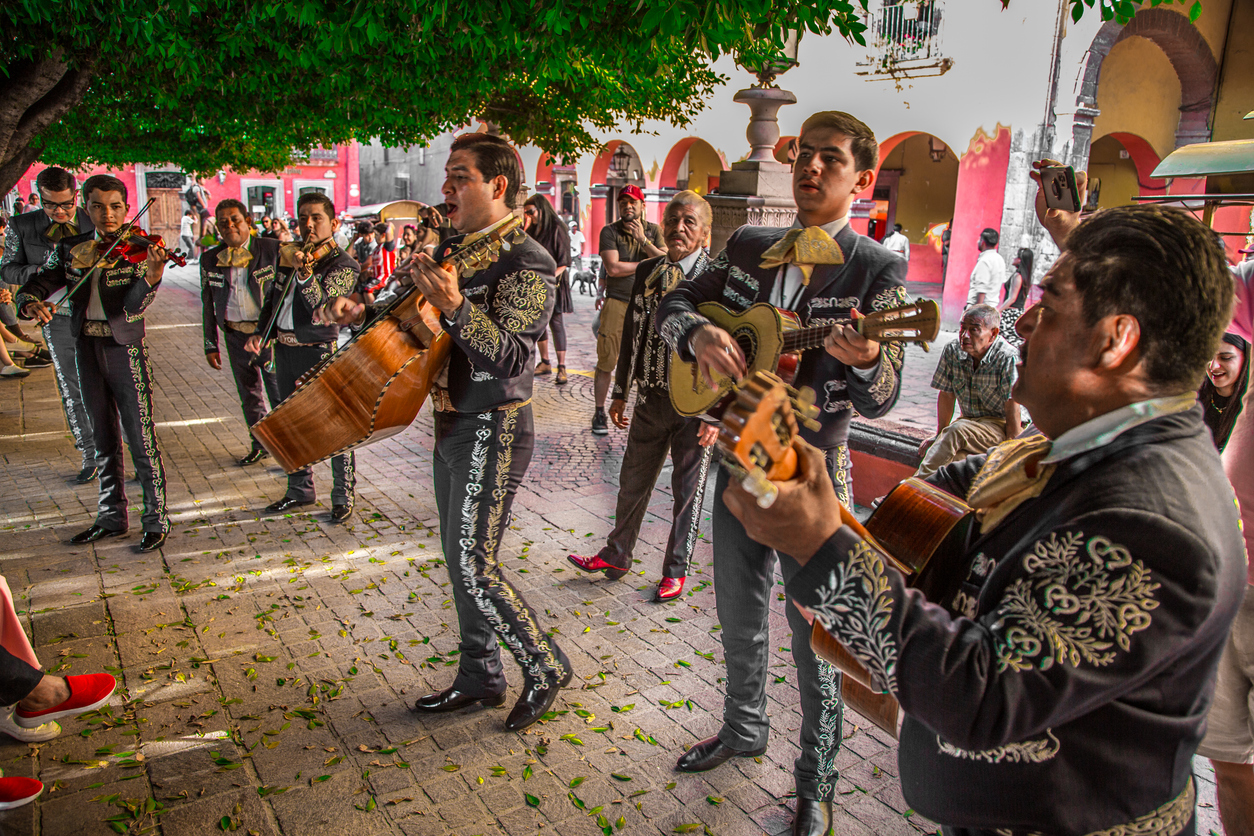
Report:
602,389,716,578
712,443,850,801
223,327,280,445
433,406,565,689
274,342,355,504
44,315,96,467
77,335,169,534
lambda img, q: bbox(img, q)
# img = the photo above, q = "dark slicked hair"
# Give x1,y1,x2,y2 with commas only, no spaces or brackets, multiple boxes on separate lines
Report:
451,133,522,209
214,198,249,220
36,167,77,194
799,111,879,173
297,191,336,218
980,228,999,248
82,174,128,203
1066,204,1233,392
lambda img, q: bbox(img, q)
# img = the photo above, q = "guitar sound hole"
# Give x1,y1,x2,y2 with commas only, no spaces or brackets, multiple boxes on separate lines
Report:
733,328,758,367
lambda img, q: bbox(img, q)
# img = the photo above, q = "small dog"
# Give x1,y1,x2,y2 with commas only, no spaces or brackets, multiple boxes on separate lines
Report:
571,269,597,297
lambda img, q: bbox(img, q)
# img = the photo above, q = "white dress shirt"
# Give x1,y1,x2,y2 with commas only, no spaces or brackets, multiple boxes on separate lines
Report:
225,266,262,322
967,249,1006,305
773,215,849,311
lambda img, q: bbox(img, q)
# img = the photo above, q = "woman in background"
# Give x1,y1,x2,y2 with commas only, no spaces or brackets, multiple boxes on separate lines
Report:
1201,333,1250,451
998,247,1034,347
523,195,573,384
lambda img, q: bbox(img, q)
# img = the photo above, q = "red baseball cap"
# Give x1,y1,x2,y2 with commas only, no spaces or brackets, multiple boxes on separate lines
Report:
1241,245,1254,254
618,185,645,202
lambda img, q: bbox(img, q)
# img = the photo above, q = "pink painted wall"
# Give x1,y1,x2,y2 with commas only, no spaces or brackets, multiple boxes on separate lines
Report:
941,125,1012,328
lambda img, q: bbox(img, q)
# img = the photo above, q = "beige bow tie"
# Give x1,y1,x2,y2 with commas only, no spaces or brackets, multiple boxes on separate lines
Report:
759,226,845,285
645,262,686,297
965,433,1056,533
218,246,252,268
44,222,78,242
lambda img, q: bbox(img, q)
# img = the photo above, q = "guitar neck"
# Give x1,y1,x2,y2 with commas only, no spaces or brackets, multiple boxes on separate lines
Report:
781,322,849,354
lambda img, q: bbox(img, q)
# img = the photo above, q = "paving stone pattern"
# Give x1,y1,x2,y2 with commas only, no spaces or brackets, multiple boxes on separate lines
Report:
0,266,1223,835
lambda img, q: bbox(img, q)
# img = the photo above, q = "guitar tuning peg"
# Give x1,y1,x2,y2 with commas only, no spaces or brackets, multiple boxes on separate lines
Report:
742,467,779,509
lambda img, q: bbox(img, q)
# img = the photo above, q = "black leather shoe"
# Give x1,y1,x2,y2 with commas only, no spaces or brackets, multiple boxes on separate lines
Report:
504,661,574,732
675,736,767,773
329,503,353,523
68,524,126,545
238,448,269,466
792,799,833,836
75,466,100,484
412,685,507,713
264,497,315,514
23,355,53,369
137,531,167,552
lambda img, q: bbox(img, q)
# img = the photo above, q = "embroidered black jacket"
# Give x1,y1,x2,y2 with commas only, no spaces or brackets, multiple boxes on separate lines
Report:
200,236,283,353
655,223,908,450
15,231,160,345
613,252,710,401
255,244,359,345
435,232,556,413
786,407,1244,834
2,207,95,287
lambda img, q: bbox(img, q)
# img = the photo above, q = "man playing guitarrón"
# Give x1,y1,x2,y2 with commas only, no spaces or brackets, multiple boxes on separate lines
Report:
245,192,359,523
726,170,1244,836
656,111,908,836
319,133,571,732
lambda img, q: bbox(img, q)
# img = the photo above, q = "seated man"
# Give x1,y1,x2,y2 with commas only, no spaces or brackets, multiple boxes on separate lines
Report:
725,166,1244,836
916,303,1021,478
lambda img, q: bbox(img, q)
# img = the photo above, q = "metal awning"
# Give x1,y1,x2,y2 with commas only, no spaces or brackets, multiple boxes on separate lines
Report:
1150,139,1254,179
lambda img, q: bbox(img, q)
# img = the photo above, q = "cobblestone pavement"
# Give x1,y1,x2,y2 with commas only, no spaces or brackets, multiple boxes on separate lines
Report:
0,265,1222,835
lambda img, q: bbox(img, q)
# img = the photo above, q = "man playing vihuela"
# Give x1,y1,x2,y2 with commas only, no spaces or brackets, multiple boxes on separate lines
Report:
567,191,719,602
656,111,909,836
725,161,1244,836
915,303,1021,479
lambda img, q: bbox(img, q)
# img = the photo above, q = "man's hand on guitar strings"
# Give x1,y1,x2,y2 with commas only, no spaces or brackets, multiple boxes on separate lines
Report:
691,324,747,390
723,437,842,564
412,252,464,318
315,296,365,326
824,308,881,370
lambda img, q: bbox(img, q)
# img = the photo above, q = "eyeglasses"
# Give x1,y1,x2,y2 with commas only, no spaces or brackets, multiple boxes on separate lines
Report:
43,200,76,211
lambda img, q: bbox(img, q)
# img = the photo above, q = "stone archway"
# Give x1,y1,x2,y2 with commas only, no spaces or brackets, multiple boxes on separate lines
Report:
1072,8,1218,164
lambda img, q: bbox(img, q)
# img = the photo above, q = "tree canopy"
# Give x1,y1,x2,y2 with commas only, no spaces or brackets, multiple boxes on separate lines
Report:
0,0,1201,194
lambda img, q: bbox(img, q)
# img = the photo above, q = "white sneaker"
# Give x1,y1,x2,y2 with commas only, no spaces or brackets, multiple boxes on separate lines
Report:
0,707,60,742
8,340,38,355
0,365,30,378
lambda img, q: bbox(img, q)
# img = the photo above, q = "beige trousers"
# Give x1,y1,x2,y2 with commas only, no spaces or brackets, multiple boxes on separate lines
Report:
915,416,1008,479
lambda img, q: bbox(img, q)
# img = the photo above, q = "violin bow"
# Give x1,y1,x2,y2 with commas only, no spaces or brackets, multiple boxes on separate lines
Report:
56,198,157,311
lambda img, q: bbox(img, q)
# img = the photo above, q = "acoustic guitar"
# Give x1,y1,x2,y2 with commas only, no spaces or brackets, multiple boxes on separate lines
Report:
669,299,940,417
717,371,973,737
250,217,528,473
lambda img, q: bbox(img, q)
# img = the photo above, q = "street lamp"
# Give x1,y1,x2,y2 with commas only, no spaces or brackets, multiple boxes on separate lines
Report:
609,145,632,180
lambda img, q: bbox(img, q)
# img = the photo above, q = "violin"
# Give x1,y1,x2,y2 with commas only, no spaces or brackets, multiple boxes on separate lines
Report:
99,229,188,268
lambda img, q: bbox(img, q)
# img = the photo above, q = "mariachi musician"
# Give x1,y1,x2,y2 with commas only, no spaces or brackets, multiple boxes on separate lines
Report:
244,192,359,523
318,133,571,732
200,199,283,465
16,174,172,552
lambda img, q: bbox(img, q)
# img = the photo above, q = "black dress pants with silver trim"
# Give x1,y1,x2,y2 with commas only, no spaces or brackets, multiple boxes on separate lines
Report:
223,328,279,449
433,406,565,690
44,313,96,469
273,342,354,505
77,334,169,534
600,388,715,579
712,445,851,802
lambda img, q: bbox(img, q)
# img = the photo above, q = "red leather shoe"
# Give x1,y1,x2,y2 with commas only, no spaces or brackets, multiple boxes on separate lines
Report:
0,775,43,810
567,553,630,581
15,673,116,728
656,577,685,601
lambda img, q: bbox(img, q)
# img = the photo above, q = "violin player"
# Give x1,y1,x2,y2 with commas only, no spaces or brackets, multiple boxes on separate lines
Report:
15,174,172,552
317,133,572,732
244,192,359,523
199,198,283,466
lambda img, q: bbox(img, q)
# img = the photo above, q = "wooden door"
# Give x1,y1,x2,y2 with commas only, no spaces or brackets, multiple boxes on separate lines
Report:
148,189,184,246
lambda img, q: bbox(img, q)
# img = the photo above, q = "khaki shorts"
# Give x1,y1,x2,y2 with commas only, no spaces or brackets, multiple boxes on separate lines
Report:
1198,583,1254,763
596,298,628,374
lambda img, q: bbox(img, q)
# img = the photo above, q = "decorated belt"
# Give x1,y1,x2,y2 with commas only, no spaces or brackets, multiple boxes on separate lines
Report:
82,320,113,338
225,320,259,334
276,331,326,347
431,387,530,414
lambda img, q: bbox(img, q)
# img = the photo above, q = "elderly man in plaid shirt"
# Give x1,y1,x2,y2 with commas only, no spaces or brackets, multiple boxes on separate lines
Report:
915,303,1021,478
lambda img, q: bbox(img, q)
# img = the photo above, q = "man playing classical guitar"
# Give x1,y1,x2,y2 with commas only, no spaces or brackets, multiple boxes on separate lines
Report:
244,192,359,523
568,191,719,602
201,198,283,466
656,110,908,836
16,175,172,552
727,166,1244,836
319,133,571,732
